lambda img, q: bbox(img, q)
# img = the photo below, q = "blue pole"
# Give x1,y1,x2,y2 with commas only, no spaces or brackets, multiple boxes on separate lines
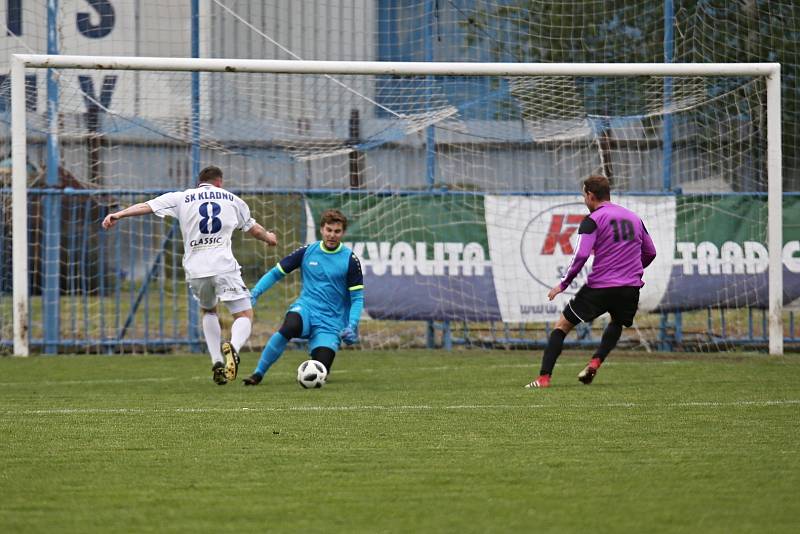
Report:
424,0,436,190
424,0,437,347
662,0,674,192
191,1,201,178
43,0,61,353
661,0,679,350
188,0,201,351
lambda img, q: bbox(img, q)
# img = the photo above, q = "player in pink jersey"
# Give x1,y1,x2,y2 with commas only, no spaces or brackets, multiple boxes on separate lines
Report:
525,174,657,388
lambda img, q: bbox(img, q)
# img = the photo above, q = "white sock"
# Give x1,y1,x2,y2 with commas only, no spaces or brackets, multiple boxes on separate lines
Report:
230,317,252,353
202,313,224,365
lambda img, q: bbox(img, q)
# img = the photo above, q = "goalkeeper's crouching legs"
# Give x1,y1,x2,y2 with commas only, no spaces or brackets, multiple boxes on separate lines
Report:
244,312,303,385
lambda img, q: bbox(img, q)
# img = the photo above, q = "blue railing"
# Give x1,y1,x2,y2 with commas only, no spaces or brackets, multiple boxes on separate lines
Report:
426,309,799,351
0,191,196,352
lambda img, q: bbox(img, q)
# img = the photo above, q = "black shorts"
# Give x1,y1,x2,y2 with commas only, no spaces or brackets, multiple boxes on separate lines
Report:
562,286,640,327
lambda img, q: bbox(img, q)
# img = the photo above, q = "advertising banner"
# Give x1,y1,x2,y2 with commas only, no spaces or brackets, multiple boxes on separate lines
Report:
485,195,675,322
305,194,501,321
660,196,800,311
306,193,800,322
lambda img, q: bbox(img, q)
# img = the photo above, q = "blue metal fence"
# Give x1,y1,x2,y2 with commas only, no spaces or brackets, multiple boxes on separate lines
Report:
426,309,799,351
0,190,197,352
1,188,797,353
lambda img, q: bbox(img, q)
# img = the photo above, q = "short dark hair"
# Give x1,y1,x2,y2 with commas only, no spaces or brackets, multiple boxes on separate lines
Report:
320,209,348,231
583,174,611,201
198,165,223,183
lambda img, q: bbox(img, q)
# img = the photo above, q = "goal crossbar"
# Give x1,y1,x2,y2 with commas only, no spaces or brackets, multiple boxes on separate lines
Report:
13,54,780,77
9,54,783,355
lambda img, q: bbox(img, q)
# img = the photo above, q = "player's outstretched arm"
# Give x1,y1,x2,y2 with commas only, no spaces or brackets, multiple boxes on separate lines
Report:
340,252,365,345
251,245,306,305
250,265,286,305
557,224,596,294
340,288,364,345
547,284,563,301
247,222,278,246
101,202,153,230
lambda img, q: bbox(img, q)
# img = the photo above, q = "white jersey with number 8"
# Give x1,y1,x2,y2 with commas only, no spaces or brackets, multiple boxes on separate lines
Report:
146,183,256,279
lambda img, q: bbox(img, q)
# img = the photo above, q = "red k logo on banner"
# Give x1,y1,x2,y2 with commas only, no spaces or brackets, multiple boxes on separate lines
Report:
540,214,584,255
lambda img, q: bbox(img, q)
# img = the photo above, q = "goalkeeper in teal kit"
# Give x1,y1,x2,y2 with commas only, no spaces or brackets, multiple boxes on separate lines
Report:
243,209,364,385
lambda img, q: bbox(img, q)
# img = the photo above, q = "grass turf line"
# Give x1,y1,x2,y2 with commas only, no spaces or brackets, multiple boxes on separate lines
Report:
0,350,798,533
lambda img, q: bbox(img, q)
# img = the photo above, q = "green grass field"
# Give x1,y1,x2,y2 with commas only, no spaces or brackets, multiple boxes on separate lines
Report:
1,350,798,533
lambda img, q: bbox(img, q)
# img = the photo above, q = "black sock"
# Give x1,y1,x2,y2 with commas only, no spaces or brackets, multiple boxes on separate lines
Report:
311,347,336,373
540,329,567,376
594,322,623,362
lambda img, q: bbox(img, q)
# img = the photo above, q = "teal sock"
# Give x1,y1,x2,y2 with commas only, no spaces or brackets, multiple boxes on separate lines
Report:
254,332,289,376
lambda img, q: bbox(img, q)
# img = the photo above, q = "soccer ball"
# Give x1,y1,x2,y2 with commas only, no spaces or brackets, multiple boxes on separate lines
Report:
296,359,327,389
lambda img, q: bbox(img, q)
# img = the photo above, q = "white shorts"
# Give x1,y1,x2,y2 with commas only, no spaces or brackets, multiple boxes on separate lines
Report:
187,271,252,312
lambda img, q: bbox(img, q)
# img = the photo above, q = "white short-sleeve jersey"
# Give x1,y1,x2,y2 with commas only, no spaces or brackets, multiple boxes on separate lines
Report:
146,183,256,278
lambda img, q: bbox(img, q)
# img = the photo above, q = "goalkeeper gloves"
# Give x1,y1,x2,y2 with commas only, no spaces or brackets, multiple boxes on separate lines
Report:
340,324,359,345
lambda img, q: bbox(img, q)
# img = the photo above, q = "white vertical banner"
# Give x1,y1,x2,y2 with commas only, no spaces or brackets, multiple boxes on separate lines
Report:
0,1,191,120
485,195,675,323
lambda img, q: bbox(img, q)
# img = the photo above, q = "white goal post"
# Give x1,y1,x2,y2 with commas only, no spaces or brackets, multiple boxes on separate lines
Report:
10,54,783,356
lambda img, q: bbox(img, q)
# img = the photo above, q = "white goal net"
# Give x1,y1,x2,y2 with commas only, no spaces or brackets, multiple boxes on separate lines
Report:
5,55,785,356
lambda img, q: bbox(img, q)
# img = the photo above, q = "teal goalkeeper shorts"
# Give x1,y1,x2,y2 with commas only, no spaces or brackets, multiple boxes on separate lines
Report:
287,303,342,353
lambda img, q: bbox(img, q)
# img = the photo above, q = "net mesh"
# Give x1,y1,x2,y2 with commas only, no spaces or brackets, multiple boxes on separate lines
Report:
1,1,797,353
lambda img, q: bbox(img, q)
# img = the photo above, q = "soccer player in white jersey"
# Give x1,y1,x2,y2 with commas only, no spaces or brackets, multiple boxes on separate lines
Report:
101,166,278,385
